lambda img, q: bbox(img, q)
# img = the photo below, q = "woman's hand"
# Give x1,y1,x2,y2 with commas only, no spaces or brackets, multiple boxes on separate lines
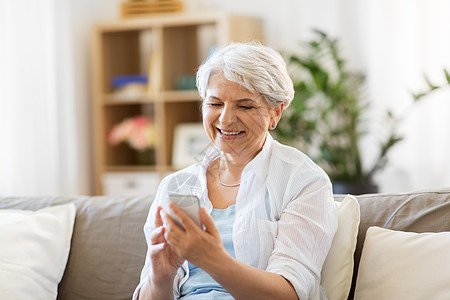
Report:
160,203,227,269
155,204,298,300
138,206,185,300
148,206,185,284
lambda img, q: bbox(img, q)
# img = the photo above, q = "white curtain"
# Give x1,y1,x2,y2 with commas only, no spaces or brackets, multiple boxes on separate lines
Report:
0,0,84,195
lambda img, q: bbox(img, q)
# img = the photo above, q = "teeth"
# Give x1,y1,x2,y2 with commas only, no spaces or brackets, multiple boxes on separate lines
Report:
220,130,241,135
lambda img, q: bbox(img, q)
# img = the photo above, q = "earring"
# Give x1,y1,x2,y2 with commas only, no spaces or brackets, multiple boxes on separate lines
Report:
271,123,276,130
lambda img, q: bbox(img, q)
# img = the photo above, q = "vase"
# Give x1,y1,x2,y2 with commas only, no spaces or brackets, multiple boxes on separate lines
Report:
136,148,155,165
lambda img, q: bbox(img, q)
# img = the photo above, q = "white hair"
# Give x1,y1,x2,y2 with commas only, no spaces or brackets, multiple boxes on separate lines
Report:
196,42,294,108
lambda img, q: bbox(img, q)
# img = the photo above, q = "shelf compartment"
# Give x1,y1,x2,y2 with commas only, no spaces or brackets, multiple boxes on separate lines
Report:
101,31,141,93
103,104,157,167
161,101,203,166
99,29,154,94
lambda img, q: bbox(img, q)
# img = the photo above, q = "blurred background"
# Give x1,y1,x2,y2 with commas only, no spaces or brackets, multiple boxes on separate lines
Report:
1,0,449,196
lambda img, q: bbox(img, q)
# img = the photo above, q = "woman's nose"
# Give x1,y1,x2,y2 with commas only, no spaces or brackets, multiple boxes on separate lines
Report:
219,105,236,125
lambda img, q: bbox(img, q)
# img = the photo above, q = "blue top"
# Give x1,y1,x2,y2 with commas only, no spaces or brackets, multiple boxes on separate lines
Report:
180,205,236,299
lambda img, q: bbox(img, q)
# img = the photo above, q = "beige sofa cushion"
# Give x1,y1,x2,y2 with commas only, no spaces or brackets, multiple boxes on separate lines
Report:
354,226,450,300
321,195,360,300
0,204,75,299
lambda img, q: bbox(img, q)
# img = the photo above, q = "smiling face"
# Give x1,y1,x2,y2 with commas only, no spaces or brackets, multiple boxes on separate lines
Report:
203,73,283,162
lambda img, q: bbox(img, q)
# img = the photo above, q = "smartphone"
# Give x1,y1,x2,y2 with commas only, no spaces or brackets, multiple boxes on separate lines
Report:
166,194,201,229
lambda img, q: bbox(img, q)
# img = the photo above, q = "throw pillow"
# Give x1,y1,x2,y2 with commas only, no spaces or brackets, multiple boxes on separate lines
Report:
321,194,360,300
0,203,76,300
354,226,450,300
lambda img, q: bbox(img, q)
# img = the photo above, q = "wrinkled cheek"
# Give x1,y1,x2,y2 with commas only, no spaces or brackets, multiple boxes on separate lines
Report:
202,116,216,143
205,129,216,145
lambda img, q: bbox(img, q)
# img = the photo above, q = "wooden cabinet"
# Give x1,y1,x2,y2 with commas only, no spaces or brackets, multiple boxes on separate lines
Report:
91,12,263,194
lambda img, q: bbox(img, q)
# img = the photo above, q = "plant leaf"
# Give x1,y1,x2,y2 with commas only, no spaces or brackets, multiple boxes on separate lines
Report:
424,75,439,90
444,68,450,84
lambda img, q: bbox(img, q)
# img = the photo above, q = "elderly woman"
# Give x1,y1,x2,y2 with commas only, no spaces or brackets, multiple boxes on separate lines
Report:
134,42,337,300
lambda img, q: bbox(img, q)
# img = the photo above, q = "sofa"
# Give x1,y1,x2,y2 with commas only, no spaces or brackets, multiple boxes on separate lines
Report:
0,188,449,299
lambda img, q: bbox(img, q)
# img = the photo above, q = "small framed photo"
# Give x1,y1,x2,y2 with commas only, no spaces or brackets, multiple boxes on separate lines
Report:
172,123,212,169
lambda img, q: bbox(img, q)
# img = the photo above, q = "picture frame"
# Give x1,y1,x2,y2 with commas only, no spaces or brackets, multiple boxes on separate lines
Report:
172,123,212,169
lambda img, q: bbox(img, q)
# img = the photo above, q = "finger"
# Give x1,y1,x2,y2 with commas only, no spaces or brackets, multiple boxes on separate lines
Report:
160,209,184,244
200,207,220,236
154,206,164,227
149,242,166,257
168,202,201,232
150,225,165,245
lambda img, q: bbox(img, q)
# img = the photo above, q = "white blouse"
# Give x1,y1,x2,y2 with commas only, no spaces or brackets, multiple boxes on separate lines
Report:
134,134,338,300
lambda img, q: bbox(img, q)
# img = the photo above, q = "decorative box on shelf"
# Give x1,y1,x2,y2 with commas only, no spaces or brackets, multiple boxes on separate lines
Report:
121,0,184,18
110,74,149,101
102,172,162,196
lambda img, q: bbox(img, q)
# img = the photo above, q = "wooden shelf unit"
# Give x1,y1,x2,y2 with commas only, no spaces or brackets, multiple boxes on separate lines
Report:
91,12,263,194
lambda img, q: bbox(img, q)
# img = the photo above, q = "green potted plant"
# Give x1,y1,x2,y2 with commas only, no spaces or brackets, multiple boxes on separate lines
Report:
275,30,450,194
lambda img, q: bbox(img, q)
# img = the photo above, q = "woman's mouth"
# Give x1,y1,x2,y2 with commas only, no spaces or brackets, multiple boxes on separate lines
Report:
218,128,244,137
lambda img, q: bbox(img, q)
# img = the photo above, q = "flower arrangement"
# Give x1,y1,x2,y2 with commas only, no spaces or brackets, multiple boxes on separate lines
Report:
108,116,156,151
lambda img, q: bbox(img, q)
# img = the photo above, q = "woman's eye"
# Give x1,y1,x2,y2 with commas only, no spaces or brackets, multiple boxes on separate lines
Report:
207,103,221,107
240,105,254,110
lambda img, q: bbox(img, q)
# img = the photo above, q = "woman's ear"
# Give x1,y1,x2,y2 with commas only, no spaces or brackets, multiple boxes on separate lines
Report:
270,104,284,130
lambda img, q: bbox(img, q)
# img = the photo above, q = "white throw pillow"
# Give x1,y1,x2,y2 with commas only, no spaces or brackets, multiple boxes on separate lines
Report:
354,226,450,300
0,204,76,300
321,194,360,300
